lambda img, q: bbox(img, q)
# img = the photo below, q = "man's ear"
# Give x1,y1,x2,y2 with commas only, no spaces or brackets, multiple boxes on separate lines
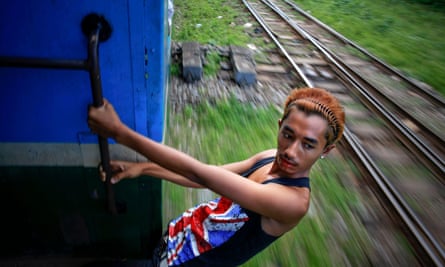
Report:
321,144,336,158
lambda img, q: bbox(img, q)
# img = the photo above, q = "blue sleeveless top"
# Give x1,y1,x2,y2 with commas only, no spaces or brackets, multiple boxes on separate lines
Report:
166,157,310,266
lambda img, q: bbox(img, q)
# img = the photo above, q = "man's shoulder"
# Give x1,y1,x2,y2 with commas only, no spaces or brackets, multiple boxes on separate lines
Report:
251,149,276,161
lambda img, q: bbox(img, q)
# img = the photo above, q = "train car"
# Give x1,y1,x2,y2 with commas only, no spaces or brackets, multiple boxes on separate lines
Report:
0,0,170,262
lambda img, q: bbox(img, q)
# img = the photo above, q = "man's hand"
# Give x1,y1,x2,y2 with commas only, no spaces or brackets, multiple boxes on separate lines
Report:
100,160,145,184
88,99,124,139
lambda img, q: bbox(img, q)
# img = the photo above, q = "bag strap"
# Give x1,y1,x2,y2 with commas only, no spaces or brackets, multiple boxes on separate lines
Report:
241,156,275,177
263,177,310,190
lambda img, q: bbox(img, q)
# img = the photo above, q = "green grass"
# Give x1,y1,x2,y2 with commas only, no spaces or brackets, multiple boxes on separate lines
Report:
203,51,222,77
293,0,445,96
171,0,268,76
171,0,445,95
169,62,180,76
164,98,374,266
172,0,252,46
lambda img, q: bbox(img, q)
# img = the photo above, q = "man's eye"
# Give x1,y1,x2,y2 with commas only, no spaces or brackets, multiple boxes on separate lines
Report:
304,143,314,149
283,132,291,139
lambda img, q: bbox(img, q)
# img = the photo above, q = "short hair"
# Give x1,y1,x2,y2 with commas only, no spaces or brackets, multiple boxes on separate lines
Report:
282,87,345,146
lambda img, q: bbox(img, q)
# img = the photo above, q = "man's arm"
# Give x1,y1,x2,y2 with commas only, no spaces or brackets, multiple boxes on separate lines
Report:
220,149,276,174
88,100,307,225
103,160,204,188
107,149,276,188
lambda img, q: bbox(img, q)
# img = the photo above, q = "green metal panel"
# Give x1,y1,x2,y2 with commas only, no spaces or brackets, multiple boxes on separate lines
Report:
0,167,162,259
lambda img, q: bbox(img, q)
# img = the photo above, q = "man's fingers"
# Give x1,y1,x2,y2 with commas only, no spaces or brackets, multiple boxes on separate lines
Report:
98,164,105,182
98,162,119,182
98,160,131,184
111,173,124,184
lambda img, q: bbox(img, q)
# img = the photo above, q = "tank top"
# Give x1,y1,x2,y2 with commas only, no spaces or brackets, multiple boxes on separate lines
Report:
166,157,310,266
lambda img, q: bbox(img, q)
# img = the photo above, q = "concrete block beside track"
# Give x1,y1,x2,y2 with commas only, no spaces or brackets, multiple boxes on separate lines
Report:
230,45,256,86
182,42,202,82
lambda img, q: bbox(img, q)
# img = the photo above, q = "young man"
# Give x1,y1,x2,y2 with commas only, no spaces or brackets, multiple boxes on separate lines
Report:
88,87,345,266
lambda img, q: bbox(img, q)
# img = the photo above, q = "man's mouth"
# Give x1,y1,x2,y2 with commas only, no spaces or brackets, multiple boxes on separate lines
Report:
279,156,296,169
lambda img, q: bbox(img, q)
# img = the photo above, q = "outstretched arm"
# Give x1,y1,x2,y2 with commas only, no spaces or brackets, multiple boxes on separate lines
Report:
101,160,204,188
88,100,306,224
104,148,277,187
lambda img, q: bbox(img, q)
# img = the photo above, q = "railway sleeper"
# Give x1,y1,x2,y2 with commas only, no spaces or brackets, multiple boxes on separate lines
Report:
182,41,203,83
230,45,257,86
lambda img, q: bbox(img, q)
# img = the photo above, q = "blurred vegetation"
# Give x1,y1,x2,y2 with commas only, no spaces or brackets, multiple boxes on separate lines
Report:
411,0,445,5
294,0,445,95
203,51,222,77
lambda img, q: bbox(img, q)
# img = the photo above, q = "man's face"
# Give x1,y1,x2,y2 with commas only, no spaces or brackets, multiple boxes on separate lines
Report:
276,108,332,177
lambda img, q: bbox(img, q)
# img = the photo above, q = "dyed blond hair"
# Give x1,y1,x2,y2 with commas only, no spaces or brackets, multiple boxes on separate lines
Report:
282,87,345,146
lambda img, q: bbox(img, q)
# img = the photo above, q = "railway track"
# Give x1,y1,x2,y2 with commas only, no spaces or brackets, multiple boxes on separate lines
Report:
241,0,445,266
270,0,445,180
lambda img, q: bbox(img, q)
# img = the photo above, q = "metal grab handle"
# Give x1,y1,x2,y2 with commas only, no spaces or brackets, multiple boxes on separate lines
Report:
0,13,117,215
83,14,117,215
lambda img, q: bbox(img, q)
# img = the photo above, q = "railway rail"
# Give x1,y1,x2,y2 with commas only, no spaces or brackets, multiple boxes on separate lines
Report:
270,0,445,181
242,0,445,266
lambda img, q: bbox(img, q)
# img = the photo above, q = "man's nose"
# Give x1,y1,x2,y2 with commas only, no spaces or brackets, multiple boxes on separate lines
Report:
284,140,299,159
